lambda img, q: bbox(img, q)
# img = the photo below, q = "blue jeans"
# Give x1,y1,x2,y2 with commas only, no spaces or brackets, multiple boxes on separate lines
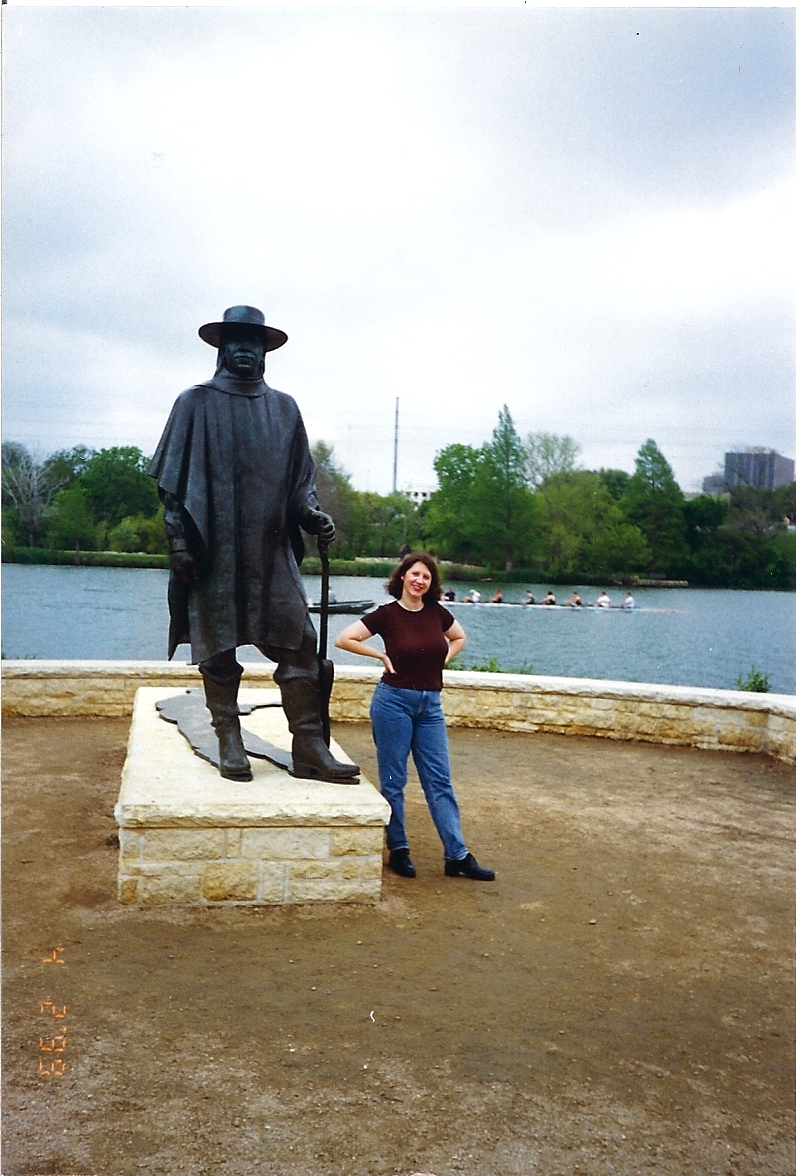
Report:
369,681,468,862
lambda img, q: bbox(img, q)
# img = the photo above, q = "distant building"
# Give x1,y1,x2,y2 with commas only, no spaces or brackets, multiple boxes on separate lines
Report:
405,485,435,505
701,472,727,496
724,449,794,490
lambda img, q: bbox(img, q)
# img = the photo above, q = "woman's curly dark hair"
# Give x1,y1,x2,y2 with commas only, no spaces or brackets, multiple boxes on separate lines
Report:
386,551,443,602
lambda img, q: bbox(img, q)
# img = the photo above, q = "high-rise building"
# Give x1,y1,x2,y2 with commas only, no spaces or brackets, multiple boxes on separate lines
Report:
724,449,794,490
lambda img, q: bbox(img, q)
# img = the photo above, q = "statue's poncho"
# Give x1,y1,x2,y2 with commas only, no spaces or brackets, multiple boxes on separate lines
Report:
149,373,319,663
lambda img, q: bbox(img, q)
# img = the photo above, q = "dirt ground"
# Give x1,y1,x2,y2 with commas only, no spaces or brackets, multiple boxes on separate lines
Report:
2,717,794,1176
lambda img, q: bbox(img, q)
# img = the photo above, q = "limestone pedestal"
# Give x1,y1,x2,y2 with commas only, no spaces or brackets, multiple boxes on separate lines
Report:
115,687,390,906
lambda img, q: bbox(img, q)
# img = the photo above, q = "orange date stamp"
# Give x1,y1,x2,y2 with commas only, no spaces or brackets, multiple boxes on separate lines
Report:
39,945,67,1076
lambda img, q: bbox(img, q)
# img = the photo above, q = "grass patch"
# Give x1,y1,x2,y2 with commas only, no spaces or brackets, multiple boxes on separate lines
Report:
2,547,170,568
447,656,534,675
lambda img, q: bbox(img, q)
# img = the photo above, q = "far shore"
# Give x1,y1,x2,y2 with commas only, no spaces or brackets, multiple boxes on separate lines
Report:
1,547,691,586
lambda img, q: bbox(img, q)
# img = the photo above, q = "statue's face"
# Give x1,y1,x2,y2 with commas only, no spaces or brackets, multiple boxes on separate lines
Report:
219,326,267,377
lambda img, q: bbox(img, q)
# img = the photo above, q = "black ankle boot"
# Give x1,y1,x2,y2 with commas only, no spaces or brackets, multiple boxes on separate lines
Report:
444,852,495,881
388,848,416,878
291,734,360,783
201,675,253,782
277,673,360,784
212,717,253,781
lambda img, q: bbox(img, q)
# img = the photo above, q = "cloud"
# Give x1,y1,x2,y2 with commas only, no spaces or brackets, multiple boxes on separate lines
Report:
2,7,793,494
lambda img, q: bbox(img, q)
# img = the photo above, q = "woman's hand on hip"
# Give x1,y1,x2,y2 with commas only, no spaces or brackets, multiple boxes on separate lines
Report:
335,619,392,673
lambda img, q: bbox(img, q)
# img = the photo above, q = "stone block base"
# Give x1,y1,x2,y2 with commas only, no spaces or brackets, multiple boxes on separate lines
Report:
115,687,390,906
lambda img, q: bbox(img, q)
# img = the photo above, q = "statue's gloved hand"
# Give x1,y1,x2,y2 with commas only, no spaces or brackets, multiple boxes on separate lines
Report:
170,549,199,585
301,509,335,545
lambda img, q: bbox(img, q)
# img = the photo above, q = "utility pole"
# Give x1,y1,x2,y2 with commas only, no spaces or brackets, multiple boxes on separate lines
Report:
392,396,399,494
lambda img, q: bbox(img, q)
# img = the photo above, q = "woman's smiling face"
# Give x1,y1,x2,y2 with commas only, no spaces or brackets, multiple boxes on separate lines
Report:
402,561,433,599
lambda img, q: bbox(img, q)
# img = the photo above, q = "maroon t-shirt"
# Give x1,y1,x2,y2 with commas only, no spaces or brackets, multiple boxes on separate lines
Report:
361,600,456,691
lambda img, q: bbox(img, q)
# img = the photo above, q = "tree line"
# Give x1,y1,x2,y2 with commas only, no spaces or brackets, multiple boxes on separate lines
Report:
3,416,795,589
421,407,795,589
2,443,164,555
0,440,425,561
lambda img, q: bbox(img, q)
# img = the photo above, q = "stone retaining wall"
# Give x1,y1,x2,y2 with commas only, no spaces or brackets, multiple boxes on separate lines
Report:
3,660,794,764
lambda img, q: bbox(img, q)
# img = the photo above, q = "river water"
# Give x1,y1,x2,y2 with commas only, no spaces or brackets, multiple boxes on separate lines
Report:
2,565,794,694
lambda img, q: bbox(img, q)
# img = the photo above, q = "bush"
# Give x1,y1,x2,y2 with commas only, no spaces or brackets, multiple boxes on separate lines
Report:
127,510,168,555
734,666,771,693
107,519,142,553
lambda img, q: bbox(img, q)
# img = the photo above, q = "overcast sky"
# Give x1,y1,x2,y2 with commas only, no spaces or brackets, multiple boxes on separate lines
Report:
3,5,794,494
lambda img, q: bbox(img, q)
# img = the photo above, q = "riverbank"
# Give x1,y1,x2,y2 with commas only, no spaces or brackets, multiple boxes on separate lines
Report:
0,548,478,579
2,546,170,568
3,716,793,1176
2,546,691,585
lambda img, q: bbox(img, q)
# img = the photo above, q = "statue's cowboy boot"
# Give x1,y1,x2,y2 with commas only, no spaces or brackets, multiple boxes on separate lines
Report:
276,670,360,784
200,674,253,782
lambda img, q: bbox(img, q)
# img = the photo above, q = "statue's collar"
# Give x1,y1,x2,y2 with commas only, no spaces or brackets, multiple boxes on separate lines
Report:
201,373,268,398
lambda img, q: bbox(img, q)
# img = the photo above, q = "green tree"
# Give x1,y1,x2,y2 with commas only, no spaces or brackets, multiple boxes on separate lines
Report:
481,407,536,570
723,484,796,539
681,492,796,587
79,447,160,529
766,532,796,591
769,481,796,528
620,440,689,575
597,468,631,501
310,441,356,555
307,442,423,559
345,491,421,558
427,410,536,570
425,444,485,564
1,442,66,547
523,432,580,489
44,485,97,556
687,529,771,587
425,421,536,571
117,508,169,554
41,445,95,491
107,518,142,553
683,494,729,553
536,471,650,578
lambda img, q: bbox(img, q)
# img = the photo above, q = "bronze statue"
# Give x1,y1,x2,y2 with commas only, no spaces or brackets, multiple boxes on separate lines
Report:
149,305,359,785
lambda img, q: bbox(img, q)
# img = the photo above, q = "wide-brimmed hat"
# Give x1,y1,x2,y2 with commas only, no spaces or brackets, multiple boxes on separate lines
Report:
198,305,288,351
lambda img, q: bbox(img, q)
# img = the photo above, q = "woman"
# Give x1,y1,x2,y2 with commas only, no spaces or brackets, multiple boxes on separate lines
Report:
336,552,495,882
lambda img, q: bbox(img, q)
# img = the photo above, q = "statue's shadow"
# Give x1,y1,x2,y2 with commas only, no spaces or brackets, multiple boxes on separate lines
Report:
156,689,293,774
